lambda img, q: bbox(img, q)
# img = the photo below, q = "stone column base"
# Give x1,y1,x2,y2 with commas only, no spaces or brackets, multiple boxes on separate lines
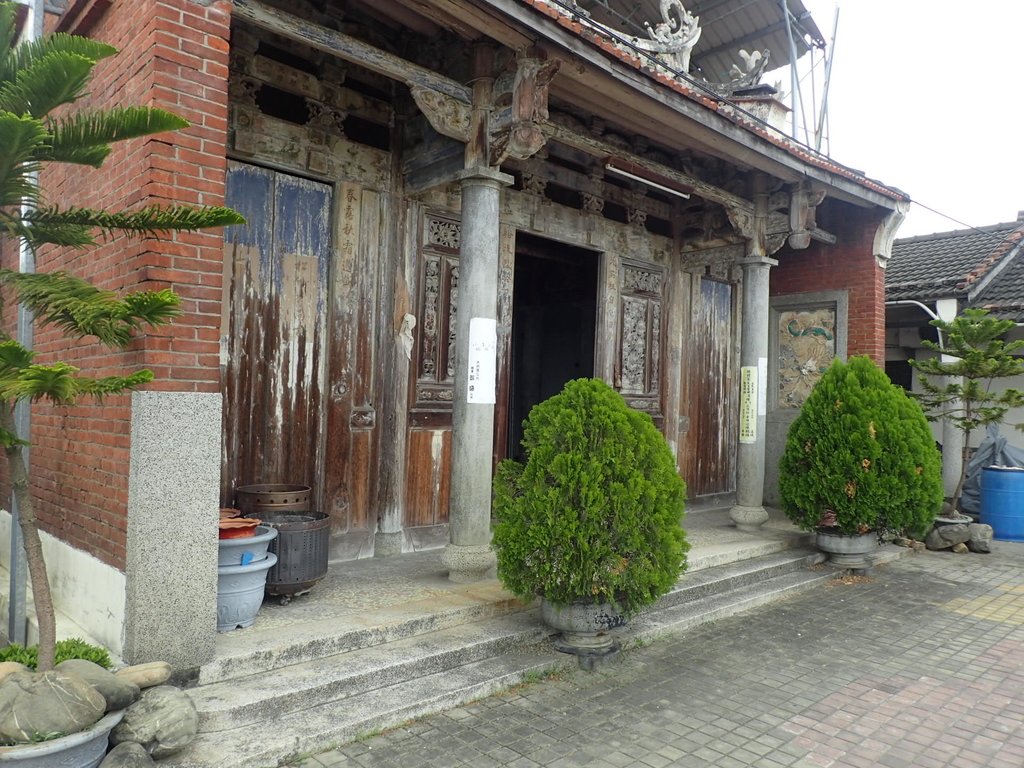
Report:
441,543,497,583
729,504,769,532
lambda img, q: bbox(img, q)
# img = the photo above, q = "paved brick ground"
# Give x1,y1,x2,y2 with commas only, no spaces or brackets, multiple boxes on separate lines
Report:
297,543,1024,768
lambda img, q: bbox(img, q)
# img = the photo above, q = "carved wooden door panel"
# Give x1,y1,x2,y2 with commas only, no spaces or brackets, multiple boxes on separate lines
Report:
616,261,665,423
221,162,332,509
681,277,736,497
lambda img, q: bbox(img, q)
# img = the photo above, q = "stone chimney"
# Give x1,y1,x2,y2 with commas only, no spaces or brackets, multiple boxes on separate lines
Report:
730,84,791,132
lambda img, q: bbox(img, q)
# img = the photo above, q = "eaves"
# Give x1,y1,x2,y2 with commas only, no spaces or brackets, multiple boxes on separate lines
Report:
483,0,906,210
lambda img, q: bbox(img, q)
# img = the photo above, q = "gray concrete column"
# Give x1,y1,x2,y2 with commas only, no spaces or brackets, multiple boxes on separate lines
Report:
441,167,512,583
729,253,777,532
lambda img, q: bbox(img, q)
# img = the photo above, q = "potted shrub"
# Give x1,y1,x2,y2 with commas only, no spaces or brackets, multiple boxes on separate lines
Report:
779,356,942,570
492,378,689,655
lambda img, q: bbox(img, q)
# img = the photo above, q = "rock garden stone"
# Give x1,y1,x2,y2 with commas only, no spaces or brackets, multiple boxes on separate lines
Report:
0,662,28,685
0,669,105,743
968,523,993,553
926,523,972,550
115,661,172,690
110,684,198,758
952,542,969,554
99,741,158,767
57,658,141,712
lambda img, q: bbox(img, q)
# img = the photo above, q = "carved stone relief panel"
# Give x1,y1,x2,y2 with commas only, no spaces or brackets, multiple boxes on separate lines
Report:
776,307,836,409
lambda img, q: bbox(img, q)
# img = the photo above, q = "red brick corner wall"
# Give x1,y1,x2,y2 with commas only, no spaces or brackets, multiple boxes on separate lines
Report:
770,201,888,365
4,0,233,570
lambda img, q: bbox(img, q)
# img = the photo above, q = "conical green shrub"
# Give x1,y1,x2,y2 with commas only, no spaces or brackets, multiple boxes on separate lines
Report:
779,356,941,537
492,378,689,613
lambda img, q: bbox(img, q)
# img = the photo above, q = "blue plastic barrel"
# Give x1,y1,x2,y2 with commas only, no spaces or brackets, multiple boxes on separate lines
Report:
980,466,1024,541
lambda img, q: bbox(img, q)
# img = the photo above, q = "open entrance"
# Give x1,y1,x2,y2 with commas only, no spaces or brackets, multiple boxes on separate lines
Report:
507,234,599,461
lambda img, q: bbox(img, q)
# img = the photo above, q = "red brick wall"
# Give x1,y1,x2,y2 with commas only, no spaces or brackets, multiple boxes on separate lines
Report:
9,0,232,569
770,201,887,364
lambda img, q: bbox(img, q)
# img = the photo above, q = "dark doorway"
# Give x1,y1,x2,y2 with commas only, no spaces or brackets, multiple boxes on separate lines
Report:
507,234,599,460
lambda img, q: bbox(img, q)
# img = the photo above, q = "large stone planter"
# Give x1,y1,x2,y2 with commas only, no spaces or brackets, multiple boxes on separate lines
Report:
0,709,124,767
540,599,626,656
815,529,877,571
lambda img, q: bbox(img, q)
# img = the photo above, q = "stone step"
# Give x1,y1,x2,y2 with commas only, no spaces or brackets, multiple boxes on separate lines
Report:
191,611,553,732
197,587,528,685
159,549,838,768
162,650,568,768
658,548,826,610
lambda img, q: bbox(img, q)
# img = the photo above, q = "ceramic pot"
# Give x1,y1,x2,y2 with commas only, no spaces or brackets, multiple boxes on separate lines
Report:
217,553,278,631
815,529,877,571
217,524,277,566
540,598,626,652
0,709,125,766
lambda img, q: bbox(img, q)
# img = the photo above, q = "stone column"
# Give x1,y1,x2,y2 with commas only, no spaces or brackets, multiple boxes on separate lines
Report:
441,167,512,582
729,255,776,531
729,175,775,532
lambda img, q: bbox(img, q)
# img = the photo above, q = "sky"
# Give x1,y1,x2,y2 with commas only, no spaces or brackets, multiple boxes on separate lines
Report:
780,1,1024,237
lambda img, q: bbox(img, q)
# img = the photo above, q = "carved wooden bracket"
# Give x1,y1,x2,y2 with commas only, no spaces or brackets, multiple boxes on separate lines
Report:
410,85,471,142
490,50,560,165
788,182,827,250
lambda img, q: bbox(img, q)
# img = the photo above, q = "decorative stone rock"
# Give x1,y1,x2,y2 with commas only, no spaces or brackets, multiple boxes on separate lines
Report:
57,659,141,712
110,685,198,758
952,542,970,554
0,669,105,744
924,527,952,551
115,661,172,689
968,523,994,554
926,523,972,550
893,536,913,548
911,540,927,552
937,523,971,545
0,662,28,685
100,741,158,767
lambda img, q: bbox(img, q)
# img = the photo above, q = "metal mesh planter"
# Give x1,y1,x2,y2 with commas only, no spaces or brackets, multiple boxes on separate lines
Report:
235,484,311,516
262,512,330,604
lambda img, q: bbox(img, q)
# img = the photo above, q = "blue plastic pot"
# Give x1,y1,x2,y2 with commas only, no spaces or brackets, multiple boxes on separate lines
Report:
217,553,278,632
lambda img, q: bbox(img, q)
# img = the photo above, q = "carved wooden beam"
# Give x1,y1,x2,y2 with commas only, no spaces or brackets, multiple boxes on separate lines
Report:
232,0,472,102
544,122,755,216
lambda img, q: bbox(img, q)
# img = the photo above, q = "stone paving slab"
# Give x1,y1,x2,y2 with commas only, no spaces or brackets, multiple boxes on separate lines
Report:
294,542,1024,768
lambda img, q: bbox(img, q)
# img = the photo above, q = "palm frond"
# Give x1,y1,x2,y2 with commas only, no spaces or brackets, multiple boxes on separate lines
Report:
0,361,80,404
0,51,95,118
0,271,181,346
0,339,34,376
0,3,16,66
2,31,115,87
0,112,46,207
44,107,190,166
25,204,245,239
73,369,155,399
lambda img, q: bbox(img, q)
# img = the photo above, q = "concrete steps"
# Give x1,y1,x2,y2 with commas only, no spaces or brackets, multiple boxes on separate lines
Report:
159,546,833,768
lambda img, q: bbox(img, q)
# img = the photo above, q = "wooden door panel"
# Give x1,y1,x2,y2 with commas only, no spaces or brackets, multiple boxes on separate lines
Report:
682,278,736,496
221,162,332,507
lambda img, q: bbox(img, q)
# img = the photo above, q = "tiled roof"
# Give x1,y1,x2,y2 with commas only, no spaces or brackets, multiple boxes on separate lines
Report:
516,0,908,205
886,219,1024,316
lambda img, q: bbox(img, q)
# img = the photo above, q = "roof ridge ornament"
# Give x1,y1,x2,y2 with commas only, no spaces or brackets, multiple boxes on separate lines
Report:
629,0,701,74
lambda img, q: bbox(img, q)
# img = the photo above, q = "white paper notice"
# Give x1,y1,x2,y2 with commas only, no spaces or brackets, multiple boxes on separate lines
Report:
757,356,768,416
739,366,757,444
467,317,497,404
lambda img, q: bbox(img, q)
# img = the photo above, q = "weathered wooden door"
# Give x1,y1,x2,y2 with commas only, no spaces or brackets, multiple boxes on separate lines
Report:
681,277,737,497
221,162,332,509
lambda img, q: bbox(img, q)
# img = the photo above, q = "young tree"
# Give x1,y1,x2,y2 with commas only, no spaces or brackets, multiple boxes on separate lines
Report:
0,3,243,670
911,308,1024,517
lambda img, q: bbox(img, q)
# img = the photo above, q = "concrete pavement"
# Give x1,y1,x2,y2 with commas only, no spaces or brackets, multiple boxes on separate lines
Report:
296,541,1024,768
